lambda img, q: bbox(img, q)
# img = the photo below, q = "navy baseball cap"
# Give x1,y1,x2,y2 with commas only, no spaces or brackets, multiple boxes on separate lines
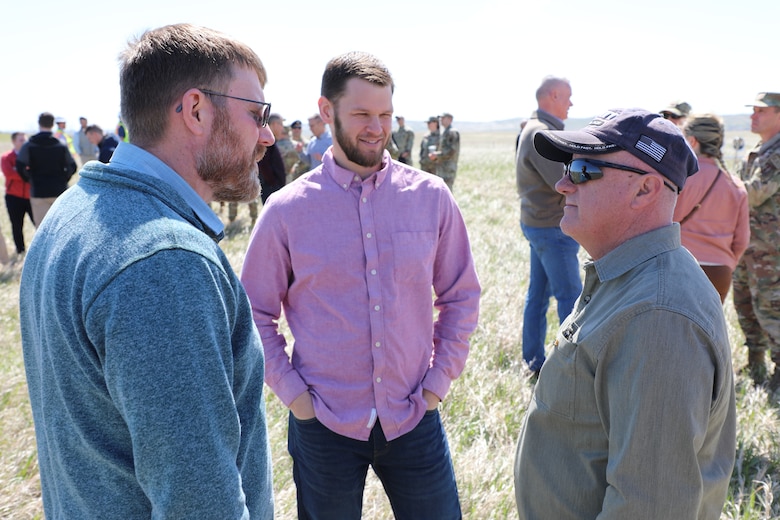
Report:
534,108,699,190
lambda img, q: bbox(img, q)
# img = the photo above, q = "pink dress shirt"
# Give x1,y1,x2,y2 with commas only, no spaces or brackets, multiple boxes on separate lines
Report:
241,149,480,441
673,156,749,271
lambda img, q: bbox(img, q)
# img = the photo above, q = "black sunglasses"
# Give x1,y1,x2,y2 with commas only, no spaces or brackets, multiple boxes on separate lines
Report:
565,158,679,193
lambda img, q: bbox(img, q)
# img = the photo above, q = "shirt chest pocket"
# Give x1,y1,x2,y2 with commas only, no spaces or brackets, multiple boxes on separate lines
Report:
535,332,579,421
391,231,436,285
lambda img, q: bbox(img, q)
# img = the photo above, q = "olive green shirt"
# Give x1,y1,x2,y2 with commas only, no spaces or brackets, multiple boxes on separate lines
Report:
515,225,736,519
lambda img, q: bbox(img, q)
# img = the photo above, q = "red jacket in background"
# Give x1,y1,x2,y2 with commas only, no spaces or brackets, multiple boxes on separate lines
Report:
1,149,31,199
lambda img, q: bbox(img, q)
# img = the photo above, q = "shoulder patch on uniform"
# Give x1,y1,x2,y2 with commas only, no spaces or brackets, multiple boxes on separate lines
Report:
769,153,780,171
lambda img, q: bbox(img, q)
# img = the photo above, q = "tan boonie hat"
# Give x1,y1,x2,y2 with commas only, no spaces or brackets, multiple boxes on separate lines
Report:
746,92,780,108
660,101,691,118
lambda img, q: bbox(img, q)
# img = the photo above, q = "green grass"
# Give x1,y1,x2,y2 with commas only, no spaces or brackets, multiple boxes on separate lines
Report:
0,130,778,519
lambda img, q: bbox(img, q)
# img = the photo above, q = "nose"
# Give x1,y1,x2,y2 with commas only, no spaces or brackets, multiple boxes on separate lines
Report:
258,125,275,147
366,116,383,134
555,172,574,195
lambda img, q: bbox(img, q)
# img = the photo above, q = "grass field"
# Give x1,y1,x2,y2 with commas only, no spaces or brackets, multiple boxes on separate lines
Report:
1,129,778,519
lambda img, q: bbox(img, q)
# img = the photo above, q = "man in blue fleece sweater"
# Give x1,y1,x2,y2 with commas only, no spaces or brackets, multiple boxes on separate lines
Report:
19,23,275,519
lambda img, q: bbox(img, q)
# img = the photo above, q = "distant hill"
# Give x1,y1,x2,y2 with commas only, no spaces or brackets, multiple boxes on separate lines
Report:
406,114,752,134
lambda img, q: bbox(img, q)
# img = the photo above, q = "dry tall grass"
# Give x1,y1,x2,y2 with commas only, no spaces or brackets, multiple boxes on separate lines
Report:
0,131,778,519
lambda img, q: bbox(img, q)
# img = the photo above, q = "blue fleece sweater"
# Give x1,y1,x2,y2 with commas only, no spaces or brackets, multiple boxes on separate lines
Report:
20,154,273,519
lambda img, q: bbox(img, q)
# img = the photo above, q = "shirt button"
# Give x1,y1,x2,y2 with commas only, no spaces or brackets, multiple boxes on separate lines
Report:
366,232,372,239
374,305,380,311
370,269,377,275
375,342,381,348
376,377,382,383
342,183,348,189
362,197,368,203
354,176,360,182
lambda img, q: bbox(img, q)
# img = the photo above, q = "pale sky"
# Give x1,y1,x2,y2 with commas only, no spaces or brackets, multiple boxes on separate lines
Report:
1,0,776,133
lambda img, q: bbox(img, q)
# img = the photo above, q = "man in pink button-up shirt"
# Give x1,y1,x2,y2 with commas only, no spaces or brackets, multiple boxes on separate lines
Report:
241,51,480,519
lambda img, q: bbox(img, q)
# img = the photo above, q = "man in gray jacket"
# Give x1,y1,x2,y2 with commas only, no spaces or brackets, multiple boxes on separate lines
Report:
19,24,275,519
516,76,581,377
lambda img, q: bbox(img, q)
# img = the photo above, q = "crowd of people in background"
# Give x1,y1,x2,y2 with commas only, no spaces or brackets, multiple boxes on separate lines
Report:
0,106,462,259
3,23,780,517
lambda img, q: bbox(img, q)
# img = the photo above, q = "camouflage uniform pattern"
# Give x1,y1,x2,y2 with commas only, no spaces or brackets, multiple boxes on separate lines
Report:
437,126,460,190
392,126,414,164
733,131,780,365
419,130,439,174
276,137,298,179
228,200,259,225
386,137,400,160
290,139,311,181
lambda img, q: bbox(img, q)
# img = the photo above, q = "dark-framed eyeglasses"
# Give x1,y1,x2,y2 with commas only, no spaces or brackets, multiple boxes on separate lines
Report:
201,89,272,127
565,158,679,193
175,89,272,127
661,112,683,120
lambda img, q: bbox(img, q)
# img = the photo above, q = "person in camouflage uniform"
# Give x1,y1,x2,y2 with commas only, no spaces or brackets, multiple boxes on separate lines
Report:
268,113,298,183
289,120,310,180
392,116,414,165
385,135,400,160
419,116,440,174
430,112,460,191
732,92,780,389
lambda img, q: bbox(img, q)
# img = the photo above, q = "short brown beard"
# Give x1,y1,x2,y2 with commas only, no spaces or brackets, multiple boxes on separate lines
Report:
197,106,263,202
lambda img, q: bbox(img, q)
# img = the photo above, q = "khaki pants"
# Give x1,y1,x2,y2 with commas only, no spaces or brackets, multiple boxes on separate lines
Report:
0,225,8,264
31,197,58,227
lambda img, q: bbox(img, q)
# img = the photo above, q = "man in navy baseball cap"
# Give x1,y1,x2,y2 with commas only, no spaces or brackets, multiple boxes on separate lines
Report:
514,108,735,520
534,108,698,192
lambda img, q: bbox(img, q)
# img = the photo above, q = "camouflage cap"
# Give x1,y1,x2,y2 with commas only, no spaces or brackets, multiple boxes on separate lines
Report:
268,113,284,124
427,116,439,123
659,101,691,118
440,112,453,118
746,92,780,108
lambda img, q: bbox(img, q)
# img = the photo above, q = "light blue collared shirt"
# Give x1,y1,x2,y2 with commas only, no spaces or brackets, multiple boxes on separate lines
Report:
108,142,224,239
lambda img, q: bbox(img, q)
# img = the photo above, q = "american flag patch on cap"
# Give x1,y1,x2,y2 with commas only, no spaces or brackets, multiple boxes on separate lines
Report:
635,135,666,162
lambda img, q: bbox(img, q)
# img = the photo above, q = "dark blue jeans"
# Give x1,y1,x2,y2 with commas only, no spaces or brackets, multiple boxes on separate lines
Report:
287,409,461,519
520,223,581,371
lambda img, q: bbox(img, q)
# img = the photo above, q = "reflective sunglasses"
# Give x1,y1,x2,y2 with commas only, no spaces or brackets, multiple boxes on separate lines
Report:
565,158,678,193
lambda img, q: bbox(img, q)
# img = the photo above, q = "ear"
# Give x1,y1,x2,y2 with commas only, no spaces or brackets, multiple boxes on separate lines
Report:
631,175,664,209
318,96,334,124
178,88,212,137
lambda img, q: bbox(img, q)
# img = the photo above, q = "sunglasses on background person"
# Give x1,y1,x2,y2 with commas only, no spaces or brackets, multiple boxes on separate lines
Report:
565,158,679,193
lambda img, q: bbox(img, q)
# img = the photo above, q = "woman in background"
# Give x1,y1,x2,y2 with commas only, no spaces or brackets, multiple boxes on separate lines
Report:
674,114,750,303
